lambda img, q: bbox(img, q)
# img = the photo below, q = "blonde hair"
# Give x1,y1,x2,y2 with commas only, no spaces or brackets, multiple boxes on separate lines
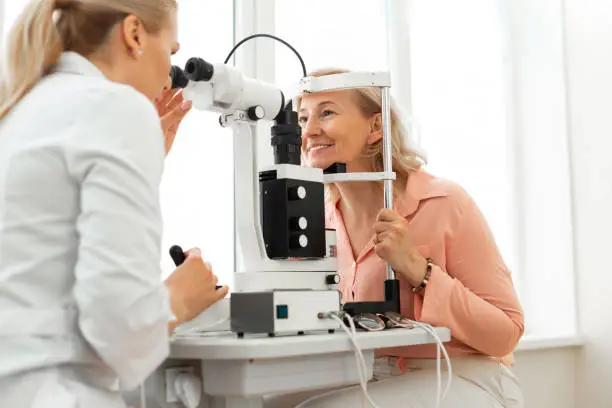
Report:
296,68,426,201
0,0,177,121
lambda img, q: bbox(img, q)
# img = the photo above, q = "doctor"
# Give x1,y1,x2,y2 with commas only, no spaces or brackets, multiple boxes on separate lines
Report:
0,0,228,407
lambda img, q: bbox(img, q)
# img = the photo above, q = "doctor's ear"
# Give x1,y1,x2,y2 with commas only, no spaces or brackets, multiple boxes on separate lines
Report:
121,15,147,58
366,113,383,145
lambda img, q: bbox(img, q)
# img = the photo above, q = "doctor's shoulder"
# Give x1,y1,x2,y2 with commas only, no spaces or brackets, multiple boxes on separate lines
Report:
51,76,165,157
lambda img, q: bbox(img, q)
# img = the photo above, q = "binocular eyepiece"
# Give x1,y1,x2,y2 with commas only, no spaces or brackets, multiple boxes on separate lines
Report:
170,58,215,89
170,66,189,89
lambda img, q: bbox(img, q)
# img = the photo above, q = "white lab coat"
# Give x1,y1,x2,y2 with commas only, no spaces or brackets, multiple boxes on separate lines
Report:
0,52,172,407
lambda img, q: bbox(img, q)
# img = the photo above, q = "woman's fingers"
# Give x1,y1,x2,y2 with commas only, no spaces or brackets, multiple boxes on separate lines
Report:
166,90,185,112
215,285,230,300
155,88,177,112
376,208,401,222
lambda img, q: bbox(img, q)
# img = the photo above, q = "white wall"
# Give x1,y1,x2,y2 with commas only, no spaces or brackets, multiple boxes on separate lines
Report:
509,1,612,407
493,1,612,407
564,0,612,407
514,348,577,408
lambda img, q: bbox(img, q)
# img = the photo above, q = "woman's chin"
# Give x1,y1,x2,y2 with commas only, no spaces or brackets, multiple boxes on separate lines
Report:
305,158,335,170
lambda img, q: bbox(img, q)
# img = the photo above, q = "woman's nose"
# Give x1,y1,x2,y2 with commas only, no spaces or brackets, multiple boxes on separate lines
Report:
302,117,321,137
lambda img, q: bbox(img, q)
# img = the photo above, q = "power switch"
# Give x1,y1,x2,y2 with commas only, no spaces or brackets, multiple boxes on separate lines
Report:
276,304,289,319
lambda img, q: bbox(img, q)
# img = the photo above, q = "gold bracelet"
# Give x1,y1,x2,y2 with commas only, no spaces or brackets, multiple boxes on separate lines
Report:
412,258,433,293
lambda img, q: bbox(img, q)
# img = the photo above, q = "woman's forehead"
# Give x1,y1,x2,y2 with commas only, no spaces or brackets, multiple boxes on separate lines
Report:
299,90,355,110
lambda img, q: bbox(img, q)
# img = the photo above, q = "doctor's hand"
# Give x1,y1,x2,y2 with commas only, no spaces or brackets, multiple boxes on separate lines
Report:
165,248,229,326
155,87,192,155
373,209,428,287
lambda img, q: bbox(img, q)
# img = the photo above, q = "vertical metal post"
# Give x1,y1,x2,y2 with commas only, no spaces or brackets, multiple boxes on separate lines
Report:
381,86,396,281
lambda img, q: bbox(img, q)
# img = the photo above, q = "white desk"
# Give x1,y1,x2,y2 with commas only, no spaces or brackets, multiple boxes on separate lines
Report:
141,327,450,408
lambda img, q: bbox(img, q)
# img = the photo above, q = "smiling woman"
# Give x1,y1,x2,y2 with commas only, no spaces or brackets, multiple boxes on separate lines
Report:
297,68,424,203
286,66,526,407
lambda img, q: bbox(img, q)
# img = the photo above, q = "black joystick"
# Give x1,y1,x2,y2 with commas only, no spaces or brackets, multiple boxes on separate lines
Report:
169,244,187,266
169,245,221,289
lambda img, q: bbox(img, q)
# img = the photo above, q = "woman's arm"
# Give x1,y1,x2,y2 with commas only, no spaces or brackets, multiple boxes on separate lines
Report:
68,86,171,390
417,188,525,357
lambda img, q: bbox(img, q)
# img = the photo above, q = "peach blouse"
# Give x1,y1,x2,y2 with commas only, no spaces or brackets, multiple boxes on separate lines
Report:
326,170,524,366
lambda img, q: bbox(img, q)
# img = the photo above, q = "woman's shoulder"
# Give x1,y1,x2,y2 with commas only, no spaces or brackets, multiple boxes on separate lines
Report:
411,169,477,212
42,70,158,125
81,81,157,122
41,76,166,165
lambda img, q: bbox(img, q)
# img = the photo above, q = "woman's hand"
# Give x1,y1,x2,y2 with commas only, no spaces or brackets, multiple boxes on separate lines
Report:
165,248,229,326
155,87,192,155
373,209,428,287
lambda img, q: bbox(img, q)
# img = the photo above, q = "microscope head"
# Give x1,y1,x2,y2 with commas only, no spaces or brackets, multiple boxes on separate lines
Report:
171,59,302,165
170,59,286,122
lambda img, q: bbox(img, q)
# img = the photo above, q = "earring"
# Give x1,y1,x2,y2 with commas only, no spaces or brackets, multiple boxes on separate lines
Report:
137,49,143,55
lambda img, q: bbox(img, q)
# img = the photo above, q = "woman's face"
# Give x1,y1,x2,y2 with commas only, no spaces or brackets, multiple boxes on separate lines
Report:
124,10,180,101
298,90,381,171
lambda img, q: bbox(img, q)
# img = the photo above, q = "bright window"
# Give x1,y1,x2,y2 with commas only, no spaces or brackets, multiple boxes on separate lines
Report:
408,1,519,284
160,0,235,282
274,0,388,89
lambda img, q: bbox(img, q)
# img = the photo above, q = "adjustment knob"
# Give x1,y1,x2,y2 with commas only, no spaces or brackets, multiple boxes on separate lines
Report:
290,234,308,249
247,106,265,121
288,186,307,200
290,216,308,231
326,274,340,285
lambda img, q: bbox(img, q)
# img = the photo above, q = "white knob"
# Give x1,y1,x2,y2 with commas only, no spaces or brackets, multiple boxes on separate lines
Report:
297,186,306,199
298,217,308,230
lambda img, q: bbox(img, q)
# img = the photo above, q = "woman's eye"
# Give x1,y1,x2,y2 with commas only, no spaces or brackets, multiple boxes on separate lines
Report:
321,109,335,118
298,116,308,125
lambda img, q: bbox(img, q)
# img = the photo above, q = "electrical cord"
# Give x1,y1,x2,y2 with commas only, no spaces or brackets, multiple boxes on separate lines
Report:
328,312,381,408
407,320,452,407
223,33,308,77
323,311,452,408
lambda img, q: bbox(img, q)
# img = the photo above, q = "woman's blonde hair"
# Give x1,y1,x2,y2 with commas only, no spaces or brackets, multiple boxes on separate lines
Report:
0,0,177,121
296,68,426,201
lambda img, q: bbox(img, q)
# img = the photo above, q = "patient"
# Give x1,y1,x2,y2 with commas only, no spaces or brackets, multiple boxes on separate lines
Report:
267,68,526,408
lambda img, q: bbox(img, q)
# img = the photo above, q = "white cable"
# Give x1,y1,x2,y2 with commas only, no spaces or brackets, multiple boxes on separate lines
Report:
326,311,453,408
328,313,381,408
339,315,367,385
408,320,453,407
343,313,369,386
330,315,369,398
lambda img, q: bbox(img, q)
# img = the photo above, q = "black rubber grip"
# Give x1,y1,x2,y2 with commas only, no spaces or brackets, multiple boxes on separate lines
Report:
169,245,186,266
169,244,222,290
